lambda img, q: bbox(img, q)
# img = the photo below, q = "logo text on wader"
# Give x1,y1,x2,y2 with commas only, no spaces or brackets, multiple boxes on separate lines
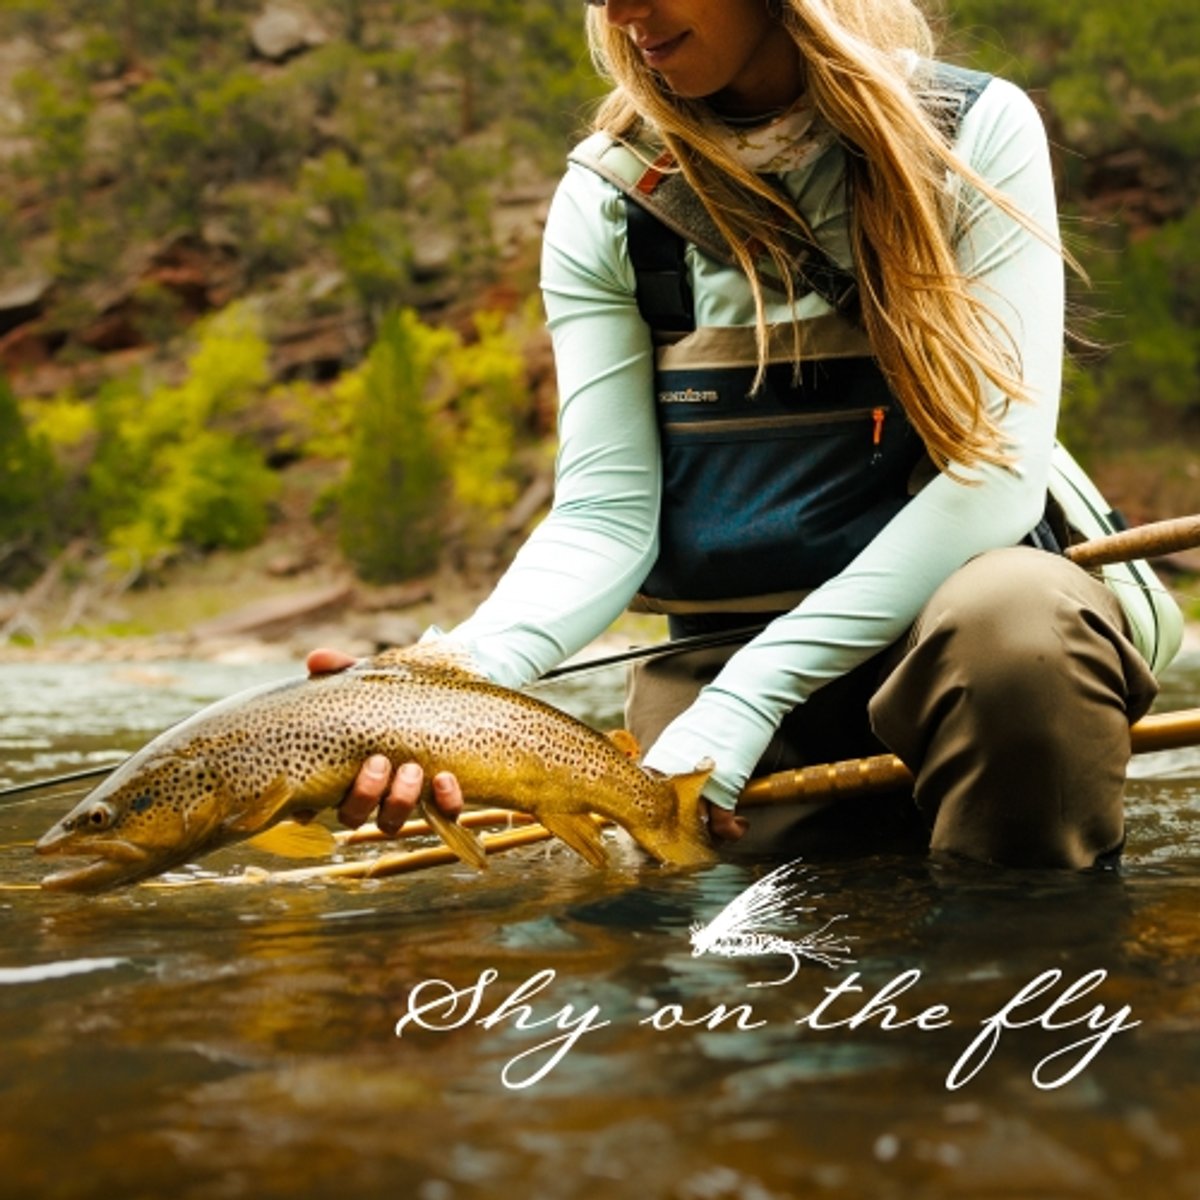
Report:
658,387,719,404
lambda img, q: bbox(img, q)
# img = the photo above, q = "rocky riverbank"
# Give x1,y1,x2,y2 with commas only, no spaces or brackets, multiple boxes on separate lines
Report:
0,536,668,667
2,568,1196,669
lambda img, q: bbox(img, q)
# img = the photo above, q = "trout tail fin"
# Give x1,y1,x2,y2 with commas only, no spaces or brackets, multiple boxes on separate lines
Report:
663,758,719,867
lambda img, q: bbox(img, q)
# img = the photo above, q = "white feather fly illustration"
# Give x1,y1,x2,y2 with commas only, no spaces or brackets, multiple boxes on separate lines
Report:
689,860,855,985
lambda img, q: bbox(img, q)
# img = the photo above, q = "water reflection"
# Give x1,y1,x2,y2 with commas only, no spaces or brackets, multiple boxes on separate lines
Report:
0,654,1197,1198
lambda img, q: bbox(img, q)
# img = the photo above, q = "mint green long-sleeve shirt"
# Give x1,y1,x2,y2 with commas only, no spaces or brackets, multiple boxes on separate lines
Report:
450,76,1064,808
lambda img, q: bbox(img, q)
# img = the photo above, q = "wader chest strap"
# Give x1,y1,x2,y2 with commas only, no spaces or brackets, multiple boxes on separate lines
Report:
615,62,993,333
625,199,696,333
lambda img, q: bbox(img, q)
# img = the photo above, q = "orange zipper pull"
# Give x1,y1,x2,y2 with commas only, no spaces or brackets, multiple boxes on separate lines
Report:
870,406,886,463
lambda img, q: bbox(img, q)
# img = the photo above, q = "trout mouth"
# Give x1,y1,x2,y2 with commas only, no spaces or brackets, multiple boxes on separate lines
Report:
35,829,152,893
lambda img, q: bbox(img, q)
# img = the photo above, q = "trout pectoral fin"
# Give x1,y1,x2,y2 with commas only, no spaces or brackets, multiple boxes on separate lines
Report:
606,729,642,760
246,820,337,859
419,800,489,870
537,812,609,869
223,775,294,835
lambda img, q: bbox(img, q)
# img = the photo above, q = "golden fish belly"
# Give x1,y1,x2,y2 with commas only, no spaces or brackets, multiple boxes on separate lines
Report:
240,670,695,862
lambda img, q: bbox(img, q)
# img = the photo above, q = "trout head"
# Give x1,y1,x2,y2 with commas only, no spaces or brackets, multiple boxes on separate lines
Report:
35,747,248,892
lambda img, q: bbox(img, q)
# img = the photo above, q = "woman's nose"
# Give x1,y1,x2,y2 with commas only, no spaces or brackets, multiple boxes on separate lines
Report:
600,0,654,24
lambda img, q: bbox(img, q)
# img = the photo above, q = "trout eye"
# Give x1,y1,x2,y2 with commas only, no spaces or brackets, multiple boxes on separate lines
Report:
85,803,116,831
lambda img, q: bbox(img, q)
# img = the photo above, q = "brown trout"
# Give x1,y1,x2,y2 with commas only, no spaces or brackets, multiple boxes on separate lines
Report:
35,650,716,891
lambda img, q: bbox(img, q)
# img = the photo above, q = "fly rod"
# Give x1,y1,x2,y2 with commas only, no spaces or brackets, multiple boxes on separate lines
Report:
738,706,1200,807
165,707,1200,886
4,512,1199,802
326,705,1200,853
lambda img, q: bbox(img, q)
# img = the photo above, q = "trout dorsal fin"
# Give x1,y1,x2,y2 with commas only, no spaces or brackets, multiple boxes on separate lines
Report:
606,729,642,761
370,641,483,680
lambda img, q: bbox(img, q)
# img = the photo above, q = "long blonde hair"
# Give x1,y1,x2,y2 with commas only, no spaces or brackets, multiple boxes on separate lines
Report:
586,0,1048,474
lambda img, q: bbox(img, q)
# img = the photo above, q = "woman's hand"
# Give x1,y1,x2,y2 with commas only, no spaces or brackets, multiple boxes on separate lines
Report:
705,801,748,843
306,648,465,836
642,759,747,844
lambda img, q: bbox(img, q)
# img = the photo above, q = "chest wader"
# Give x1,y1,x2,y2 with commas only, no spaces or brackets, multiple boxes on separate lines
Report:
571,65,1007,636
570,65,989,788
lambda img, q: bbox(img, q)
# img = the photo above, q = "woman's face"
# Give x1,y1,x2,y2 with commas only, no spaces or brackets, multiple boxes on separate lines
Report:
602,0,803,116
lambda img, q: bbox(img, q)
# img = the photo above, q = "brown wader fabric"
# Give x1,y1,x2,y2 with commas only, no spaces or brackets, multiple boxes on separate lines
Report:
625,548,1160,869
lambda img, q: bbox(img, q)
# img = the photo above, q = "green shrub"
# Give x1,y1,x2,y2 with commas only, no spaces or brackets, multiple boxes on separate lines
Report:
338,310,452,581
1092,209,1200,425
445,311,528,537
104,430,276,564
0,374,59,580
87,302,278,570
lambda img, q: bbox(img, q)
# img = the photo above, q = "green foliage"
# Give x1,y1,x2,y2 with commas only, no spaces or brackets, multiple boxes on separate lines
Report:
124,59,314,228
1056,354,1103,461
445,311,529,534
0,194,22,271
946,0,1199,460
289,305,533,570
23,390,95,451
279,374,358,465
55,205,124,284
0,373,59,568
948,0,1200,182
180,301,271,410
0,0,600,352
216,184,317,282
302,149,369,228
10,64,94,267
11,67,91,192
1088,209,1200,429
301,150,412,314
338,309,451,581
129,280,187,348
104,429,276,564
87,303,278,569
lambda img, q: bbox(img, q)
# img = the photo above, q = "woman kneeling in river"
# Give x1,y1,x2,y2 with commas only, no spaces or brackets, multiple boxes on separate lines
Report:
314,0,1173,868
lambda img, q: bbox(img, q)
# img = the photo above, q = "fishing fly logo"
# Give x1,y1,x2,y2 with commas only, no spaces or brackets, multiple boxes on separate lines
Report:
688,859,856,983
394,855,1140,1091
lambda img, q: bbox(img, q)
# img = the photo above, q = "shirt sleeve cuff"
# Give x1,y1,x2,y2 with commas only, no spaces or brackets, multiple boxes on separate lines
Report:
642,734,744,811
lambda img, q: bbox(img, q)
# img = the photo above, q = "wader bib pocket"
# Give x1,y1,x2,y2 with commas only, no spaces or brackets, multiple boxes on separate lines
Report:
642,329,926,605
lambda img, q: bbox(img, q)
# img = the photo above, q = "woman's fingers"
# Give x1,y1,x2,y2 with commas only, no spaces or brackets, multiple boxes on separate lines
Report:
706,802,748,842
376,768,464,836
306,646,464,835
306,647,359,676
373,763,423,836
337,757,466,836
338,754,393,829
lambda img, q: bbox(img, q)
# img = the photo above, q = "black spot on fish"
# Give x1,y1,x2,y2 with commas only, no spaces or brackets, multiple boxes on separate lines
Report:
131,793,154,813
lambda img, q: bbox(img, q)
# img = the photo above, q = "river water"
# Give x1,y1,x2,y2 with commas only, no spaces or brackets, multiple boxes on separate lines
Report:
0,654,1197,1200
